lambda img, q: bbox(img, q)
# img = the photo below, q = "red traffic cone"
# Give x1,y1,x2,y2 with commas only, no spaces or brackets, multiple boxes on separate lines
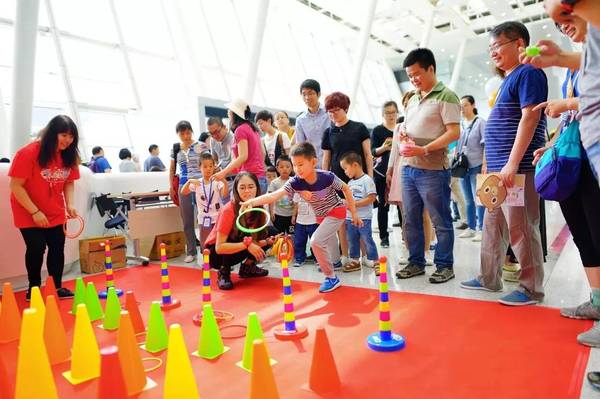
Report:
97,346,128,399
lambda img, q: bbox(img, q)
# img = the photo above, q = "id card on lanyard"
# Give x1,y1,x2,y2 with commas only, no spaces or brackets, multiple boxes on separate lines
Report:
201,180,214,227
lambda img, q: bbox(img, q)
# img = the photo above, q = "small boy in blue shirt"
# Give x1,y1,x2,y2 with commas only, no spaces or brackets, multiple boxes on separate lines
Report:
241,142,360,293
339,152,379,274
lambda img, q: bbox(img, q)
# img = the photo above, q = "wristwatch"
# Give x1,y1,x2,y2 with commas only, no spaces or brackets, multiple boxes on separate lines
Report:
560,0,579,14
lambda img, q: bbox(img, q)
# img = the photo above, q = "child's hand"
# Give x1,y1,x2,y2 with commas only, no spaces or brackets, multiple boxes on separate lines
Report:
352,213,363,227
240,200,253,212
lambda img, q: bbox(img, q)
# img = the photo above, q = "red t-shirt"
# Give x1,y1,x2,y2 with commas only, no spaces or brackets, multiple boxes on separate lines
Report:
204,202,236,246
8,141,81,228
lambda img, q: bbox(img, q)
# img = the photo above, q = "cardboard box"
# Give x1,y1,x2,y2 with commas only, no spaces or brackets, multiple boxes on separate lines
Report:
79,236,127,274
149,231,186,260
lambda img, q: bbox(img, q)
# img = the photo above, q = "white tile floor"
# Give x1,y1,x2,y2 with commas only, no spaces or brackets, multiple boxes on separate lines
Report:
63,203,599,397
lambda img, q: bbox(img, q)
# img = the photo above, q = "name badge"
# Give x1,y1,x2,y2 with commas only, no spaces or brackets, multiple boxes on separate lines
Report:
202,216,212,228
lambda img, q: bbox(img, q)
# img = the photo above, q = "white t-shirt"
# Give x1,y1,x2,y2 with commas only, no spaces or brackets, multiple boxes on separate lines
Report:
293,193,317,225
189,179,224,225
263,131,291,166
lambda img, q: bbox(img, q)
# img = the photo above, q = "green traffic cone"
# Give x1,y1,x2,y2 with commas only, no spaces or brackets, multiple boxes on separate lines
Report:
192,304,229,359
142,301,168,353
102,287,121,330
236,312,276,372
85,282,104,322
71,278,86,315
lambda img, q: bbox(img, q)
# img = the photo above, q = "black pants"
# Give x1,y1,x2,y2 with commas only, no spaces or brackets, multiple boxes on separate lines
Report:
374,175,402,240
273,215,293,234
560,158,600,266
19,224,66,289
206,243,271,271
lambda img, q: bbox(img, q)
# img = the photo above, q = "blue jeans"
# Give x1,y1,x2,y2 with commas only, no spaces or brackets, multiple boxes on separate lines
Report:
345,219,379,261
258,176,269,196
460,165,485,230
293,223,318,263
587,142,600,182
402,166,454,269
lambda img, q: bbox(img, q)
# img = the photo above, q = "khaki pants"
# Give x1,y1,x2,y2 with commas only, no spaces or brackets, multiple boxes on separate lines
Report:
479,172,544,299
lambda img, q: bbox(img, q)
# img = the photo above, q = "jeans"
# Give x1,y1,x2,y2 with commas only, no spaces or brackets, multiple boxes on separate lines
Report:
587,142,600,182
460,164,485,231
293,223,318,263
258,176,269,196
345,219,379,261
19,225,66,289
178,191,197,256
402,166,454,269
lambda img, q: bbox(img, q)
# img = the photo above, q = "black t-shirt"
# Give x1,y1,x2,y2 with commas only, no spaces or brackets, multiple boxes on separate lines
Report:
371,124,394,178
321,120,370,183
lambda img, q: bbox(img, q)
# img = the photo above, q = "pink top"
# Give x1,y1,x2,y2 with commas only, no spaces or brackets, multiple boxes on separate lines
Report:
233,123,265,178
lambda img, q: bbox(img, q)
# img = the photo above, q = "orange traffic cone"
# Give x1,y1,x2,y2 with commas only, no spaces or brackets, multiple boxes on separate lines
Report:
249,339,280,399
124,291,145,335
44,295,70,365
42,276,57,301
117,311,148,396
97,345,128,399
307,327,341,394
0,355,11,399
15,308,58,399
0,282,21,343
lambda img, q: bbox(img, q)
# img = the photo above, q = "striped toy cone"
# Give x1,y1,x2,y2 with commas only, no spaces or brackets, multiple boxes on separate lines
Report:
0,282,21,343
15,309,58,399
44,295,70,365
273,258,308,341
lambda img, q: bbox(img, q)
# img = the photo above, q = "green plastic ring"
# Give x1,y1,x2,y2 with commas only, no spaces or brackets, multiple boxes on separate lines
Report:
525,46,540,57
235,207,270,234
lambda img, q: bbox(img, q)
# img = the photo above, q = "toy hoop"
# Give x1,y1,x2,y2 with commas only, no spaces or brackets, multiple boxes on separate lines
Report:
235,207,270,234
63,215,84,239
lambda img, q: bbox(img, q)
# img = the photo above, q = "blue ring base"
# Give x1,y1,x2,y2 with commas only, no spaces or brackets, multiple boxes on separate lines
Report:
98,288,124,299
367,332,406,352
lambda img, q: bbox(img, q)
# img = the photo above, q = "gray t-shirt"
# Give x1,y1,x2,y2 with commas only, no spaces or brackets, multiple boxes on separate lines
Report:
210,132,235,173
346,174,376,220
268,177,295,216
579,24,600,149
458,117,486,168
119,159,138,173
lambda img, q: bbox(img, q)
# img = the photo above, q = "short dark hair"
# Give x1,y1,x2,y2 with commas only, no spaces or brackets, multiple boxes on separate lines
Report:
206,116,224,127
340,151,363,166
300,79,321,95
276,155,292,167
119,148,132,160
199,132,210,143
176,120,193,133
461,95,479,115
290,142,317,160
403,48,436,72
148,144,158,153
200,152,215,163
382,100,398,111
92,146,103,155
490,21,530,46
255,110,273,123
266,165,277,174
0,157,9,163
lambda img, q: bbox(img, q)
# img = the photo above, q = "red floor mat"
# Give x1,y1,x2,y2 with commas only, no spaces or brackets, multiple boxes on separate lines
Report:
0,265,592,398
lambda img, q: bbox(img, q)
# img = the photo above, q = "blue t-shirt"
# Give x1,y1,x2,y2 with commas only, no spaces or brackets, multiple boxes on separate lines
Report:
484,64,547,172
346,174,376,220
90,156,111,173
143,155,166,172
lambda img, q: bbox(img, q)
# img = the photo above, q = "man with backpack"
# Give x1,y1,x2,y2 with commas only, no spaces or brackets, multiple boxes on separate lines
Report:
89,146,111,173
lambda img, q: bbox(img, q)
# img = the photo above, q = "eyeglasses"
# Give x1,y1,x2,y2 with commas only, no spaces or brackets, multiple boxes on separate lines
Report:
488,38,518,53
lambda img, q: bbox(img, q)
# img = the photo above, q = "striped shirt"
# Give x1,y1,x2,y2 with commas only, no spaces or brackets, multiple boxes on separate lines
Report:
484,64,547,173
283,170,344,217
170,141,203,186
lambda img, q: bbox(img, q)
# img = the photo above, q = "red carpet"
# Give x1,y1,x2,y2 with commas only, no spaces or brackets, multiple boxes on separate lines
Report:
0,265,592,398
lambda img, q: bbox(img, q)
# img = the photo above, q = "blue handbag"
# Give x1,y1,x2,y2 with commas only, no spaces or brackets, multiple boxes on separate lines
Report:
534,120,582,201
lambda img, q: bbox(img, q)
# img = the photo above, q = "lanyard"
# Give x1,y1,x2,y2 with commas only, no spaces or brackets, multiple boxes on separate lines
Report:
201,179,214,213
459,117,478,154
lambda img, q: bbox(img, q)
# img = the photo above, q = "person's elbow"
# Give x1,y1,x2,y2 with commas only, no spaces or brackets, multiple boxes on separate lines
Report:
215,242,225,254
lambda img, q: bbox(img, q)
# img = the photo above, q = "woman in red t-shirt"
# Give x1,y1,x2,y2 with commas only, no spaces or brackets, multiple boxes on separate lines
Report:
8,115,81,300
204,172,276,290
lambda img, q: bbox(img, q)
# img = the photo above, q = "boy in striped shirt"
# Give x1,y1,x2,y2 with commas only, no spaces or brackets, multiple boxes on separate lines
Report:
241,142,360,293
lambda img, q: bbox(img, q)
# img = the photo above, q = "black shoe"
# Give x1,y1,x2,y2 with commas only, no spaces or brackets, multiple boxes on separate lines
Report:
393,222,401,227
25,289,31,302
456,222,468,230
239,261,269,278
56,287,75,299
380,238,390,248
217,270,234,290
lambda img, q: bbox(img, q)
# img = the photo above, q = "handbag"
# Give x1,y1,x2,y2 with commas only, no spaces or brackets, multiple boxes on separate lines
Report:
171,143,181,206
534,120,582,202
450,117,477,178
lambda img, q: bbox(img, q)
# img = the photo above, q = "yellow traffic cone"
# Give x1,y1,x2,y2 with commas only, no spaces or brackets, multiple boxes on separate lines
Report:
63,303,100,384
163,324,200,399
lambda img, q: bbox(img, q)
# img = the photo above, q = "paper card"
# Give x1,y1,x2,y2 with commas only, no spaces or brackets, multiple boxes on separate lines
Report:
475,173,525,211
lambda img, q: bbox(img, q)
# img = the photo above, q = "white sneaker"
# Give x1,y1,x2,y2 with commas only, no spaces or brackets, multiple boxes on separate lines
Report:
341,256,350,266
184,255,196,263
472,231,483,242
458,229,476,239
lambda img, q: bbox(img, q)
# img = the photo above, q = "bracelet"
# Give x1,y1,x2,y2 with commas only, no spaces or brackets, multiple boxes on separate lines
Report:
31,209,40,216
243,236,253,248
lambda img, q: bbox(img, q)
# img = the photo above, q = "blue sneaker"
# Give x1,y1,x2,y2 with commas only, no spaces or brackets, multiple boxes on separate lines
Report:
319,276,341,293
460,278,499,292
498,290,538,306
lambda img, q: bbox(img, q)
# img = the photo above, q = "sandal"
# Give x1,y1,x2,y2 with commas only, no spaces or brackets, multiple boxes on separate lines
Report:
396,263,425,279
342,260,361,273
